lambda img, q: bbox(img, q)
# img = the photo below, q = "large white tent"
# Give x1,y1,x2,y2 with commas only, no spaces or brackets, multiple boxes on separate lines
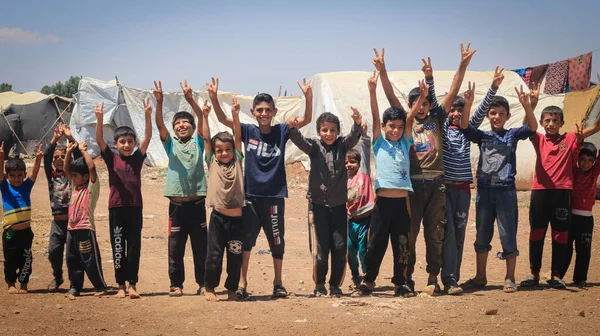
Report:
69,71,599,188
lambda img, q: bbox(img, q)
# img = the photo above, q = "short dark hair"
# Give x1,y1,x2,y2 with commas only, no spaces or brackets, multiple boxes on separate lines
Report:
114,126,137,142
489,96,510,115
5,158,26,173
253,93,275,109
69,157,89,176
382,106,407,125
54,145,67,154
346,148,361,164
452,96,465,110
211,131,234,150
408,87,432,107
172,111,196,130
540,105,564,122
580,142,598,159
316,112,340,132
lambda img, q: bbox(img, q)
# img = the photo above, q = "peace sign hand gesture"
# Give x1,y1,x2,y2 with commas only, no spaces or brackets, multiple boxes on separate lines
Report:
142,97,152,117
367,70,379,92
207,77,219,99
460,42,477,66
492,66,505,89
202,99,212,117
94,102,104,124
297,78,312,98
153,81,163,103
180,79,194,103
231,97,240,117
514,85,531,108
464,81,475,105
372,47,386,72
421,57,433,79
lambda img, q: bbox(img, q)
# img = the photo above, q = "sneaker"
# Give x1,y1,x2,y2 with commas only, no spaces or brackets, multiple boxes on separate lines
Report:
313,284,327,297
169,286,183,297
329,286,343,297
445,285,463,295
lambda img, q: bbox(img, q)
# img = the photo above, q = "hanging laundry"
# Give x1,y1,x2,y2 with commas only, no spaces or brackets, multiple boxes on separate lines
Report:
568,52,593,91
544,60,569,94
562,85,600,132
529,64,548,87
512,67,533,86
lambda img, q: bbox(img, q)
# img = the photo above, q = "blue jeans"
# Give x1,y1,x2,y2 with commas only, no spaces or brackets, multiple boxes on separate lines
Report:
474,188,519,259
348,215,370,278
441,184,470,287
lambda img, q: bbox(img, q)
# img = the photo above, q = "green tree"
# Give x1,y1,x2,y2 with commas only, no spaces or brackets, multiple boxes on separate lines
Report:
40,76,82,97
0,83,12,92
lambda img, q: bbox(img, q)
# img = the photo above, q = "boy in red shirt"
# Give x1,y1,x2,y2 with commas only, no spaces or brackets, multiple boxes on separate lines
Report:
566,142,600,287
521,104,600,289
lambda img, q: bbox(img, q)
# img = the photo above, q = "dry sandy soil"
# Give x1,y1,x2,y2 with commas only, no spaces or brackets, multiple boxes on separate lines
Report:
0,161,599,335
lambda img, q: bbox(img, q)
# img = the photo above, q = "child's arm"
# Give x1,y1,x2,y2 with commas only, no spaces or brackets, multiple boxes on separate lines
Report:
368,71,381,140
422,57,439,110
61,124,82,159
153,81,169,142
45,125,62,177
461,82,476,129
523,82,540,125
207,77,234,129
79,142,97,184
139,97,153,155
578,113,600,140
94,102,108,152
515,85,538,132
287,117,314,155
441,42,476,113
372,47,404,111
470,67,503,128
344,107,363,150
231,97,243,153
406,80,429,140
63,143,76,181
201,99,212,158
293,78,313,129
358,122,371,175
0,142,5,180
29,144,43,183
181,79,203,136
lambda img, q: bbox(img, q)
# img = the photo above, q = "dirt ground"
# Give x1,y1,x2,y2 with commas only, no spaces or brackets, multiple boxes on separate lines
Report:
0,161,599,336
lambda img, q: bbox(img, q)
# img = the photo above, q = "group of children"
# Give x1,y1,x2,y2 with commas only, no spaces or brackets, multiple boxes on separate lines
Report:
1,42,598,300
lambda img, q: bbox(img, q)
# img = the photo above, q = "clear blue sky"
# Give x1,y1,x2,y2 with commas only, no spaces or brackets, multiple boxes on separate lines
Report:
1,0,599,96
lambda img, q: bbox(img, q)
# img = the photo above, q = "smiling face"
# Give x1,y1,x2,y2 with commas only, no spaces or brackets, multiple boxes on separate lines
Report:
345,155,359,177
214,140,234,165
448,106,463,126
382,119,405,142
7,170,26,188
251,102,276,127
52,148,66,171
114,135,136,156
318,121,339,145
578,154,595,172
540,112,564,137
173,117,195,140
487,106,510,131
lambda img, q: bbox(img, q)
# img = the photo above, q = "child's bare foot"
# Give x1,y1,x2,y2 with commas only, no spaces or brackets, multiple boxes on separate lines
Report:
18,283,28,294
204,288,220,302
128,285,140,299
7,283,18,294
114,285,127,298
228,290,239,301
94,289,107,297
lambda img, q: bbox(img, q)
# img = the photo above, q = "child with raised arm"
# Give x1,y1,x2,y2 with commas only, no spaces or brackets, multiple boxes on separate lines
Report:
208,77,313,298
373,44,476,292
63,139,107,297
288,107,362,297
431,65,505,295
95,98,152,299
520,91,600,289
45,123,81,292
202,98,246,302
1,142,43,294
346,121,375,290
566,141,600,287
460,85,537,293
358,74,427,298
153,80,208,297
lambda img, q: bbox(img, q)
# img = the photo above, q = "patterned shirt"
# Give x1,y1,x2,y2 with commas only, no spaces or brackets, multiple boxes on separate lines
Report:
1,178,34,229
68,179,100,231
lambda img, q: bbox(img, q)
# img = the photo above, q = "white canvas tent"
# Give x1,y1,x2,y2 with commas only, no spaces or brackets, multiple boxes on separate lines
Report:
70,72,598,188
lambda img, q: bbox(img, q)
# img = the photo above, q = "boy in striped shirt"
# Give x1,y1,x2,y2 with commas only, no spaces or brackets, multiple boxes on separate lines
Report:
429,65,505,294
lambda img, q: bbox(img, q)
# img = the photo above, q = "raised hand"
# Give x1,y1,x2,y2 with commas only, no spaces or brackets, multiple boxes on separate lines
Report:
207,77,219,98
180,79,194,102
153,80,163,103
367,70,379,92
94,102,104,123
35,143,43,159
52,123,62,142
297,78,312,97
143,97,152,117
0,141,4,156
203,99,212,117
372,47,385,71
62,124,72,137
287,116,300,129
464,81,475,105
361,119,368,137
421,57,433,78
231,97,240,116
418,79,429,99
575,122,585,143
460,42,477,66
66,142,77,154
78,141,87,152
515,85,530,107
350,107,362,124
492,66,505,88
529,82,540,108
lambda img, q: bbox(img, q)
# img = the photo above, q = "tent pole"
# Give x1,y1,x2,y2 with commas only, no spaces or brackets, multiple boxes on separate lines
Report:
35,99,73,149
1,111,30,156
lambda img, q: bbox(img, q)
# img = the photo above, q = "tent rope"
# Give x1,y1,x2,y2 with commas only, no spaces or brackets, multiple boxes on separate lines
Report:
1,108,30,156
35,99,73,147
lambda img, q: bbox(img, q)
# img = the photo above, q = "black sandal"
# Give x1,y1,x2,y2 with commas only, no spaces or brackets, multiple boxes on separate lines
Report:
520,275,540,287
273,284,288,298
48,278,64,292
235,287,249,300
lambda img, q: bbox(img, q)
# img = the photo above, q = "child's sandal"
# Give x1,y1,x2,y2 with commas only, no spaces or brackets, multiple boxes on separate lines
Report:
503,280,517,293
